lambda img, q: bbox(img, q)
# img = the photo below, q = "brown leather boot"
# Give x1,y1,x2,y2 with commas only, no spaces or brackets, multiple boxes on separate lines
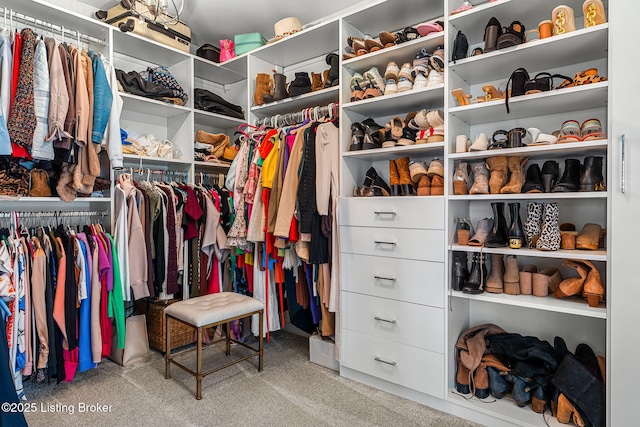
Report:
389,160,401,196
555,259,590,298
395,156,416,196
518,264,538,295
486,156,509,194
430,175,444,195
417,175,431,196
580,260,604,307
311,72,323,91
532,267,562,296
469,161,490,194
254,73,272,106
500,156,529,194
453,161,469,195
485,254,504,293
503,255,520,295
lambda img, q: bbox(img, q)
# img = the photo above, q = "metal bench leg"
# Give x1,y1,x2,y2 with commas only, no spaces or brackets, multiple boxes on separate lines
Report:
165,314,171,379
196,326,203,400
226,322,231,356
259,309,264,371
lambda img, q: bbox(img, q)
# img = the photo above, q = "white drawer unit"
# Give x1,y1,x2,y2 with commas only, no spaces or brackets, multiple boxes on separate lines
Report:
340,253,445,307
339,197,445,230
341,329,445,399
341,292,444,353
340,226,445,262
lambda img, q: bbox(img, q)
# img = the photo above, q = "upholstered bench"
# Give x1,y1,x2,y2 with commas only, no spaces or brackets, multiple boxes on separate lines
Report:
164,292,265,399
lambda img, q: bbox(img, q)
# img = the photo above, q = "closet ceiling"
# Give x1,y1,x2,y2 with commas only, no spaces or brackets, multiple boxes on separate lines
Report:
64,0,366,46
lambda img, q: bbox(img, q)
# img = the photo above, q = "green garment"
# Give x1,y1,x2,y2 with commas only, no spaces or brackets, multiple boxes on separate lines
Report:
107,233,126,349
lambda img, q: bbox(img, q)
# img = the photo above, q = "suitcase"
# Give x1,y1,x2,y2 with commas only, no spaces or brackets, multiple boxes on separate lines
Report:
100,1,191,53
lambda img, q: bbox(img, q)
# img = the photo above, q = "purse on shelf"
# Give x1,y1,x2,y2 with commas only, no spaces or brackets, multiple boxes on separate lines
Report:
219,39,235,62
452,30,469,62
196,43,220,63
524,72,573,94
29,169,52,197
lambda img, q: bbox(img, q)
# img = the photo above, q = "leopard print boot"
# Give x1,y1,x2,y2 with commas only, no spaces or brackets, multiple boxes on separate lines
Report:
523,202,543,248
536,202,561,251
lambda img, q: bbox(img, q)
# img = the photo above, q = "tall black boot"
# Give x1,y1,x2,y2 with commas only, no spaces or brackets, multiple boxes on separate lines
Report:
324,53,339,88
452,251,469,291
463,253,486,294
485,202,508,247
507,202,527,249
551,159,581,192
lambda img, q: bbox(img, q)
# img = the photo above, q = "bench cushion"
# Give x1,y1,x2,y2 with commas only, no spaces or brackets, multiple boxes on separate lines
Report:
164,292,264,327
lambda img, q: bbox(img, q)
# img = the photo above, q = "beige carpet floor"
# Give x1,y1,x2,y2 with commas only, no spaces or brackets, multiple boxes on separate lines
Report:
23,331,479,427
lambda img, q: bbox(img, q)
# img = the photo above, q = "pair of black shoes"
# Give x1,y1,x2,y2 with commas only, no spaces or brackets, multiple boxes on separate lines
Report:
350,119,384,151
358,167,391,196
522,157,605,193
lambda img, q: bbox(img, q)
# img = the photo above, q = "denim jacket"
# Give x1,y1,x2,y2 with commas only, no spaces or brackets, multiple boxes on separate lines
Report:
89,50,112,144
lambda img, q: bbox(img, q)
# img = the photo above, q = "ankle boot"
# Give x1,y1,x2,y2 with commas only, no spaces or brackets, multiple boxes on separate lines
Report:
485,254,505,293
536,202,561,251
500,156,529,194
389,160,402,196
532,267,562,296
486,156,509,194
488,366,512,398
510,375,532,407
453,161,469,195
271,72,289,101
555,259,590,298
463,253,486,294
519,264,538,295
485,202,509,247
288,72,312,96
417,175,431,196
552,159,581,192
395,156,416,196
311,72,323,91
541,160,560,193
531,386,550,414
503,255,520,295
580,260,604,307
452,251,469,291
523,201,543,248
430,175,444,195
579,156,605,191
254,73,272,106
469,161,490,194
456,218,472,245
522,163,544,193
507,202,527,249
324,53,339,88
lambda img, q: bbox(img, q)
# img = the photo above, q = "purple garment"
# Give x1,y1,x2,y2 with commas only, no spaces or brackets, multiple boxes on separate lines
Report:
101,232,114,292
305,264,321,324
282,133,295,180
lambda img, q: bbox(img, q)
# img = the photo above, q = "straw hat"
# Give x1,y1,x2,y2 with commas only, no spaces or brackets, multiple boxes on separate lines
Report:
272,17,302,41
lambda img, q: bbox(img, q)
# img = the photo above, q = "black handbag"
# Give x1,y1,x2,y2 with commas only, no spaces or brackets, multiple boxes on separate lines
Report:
504,68,529,113
196,43,220,63
194,88,245,119
524,72,574,94
452,30,469,62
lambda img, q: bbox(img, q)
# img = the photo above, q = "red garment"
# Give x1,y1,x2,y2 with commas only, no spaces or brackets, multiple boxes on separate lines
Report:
9,32,31,159
179,185,204,241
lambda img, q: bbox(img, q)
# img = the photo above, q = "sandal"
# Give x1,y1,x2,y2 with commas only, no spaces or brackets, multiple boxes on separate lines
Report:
350,122,365,151
362,118,384,149
350,81,365,102
416,21,443,37
571,68,608,86
552,5,576,35
364,38,384,52
379,31,396,47
583,0,607,28
451,88,473,106
580,118,607,141
496,21,525,49
397,127,417,146
450,1,473,16
428,53,445,73
488,130,508,150
390,115,405,140
508,127,527,148
481,84,504,101
350,72,364,91
556,119,581,143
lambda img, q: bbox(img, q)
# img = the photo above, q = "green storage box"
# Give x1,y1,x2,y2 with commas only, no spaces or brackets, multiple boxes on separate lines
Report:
234,32,267,55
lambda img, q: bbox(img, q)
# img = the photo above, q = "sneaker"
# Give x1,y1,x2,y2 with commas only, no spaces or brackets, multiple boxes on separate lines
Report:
427,69,444,87
413,73,428,89
398,63,414,83
413,48,431,69
384,62,400,82
384,79,398,94
350,72,364,91
397,76,413,92
364,67,386,94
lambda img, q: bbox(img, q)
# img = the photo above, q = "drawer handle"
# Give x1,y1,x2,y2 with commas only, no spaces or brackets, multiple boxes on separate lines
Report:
374,357,397,366
374,276,396,282
374,316,397,324
374,241,396,245
374,211,397,215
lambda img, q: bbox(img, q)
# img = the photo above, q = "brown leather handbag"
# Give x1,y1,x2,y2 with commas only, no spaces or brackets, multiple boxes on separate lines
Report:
0,159,30,196
29,169,52,197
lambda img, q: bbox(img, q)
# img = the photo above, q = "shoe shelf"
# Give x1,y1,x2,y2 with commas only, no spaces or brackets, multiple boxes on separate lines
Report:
194,55,248,85
342,0,442,37
343,142,445,161
194,110,246,129
448,140,608,161
120,93,191,118
449,192,607,201
449,244,607,262
343,32,445,72
194,161,231,170
451,290,606,319
122,154,193,168
112,30,190,68
343,84,444,117
449,25,609,86
250,86,339,117
449,81,608,125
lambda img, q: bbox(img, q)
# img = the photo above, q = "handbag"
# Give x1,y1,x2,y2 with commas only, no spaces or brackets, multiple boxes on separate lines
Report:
109,312,150,366
147,66,188,104
524,72,574,94
196,43,220,62
452,30,469,62
219,39,235,62
29,169,52,197
504,68,529,113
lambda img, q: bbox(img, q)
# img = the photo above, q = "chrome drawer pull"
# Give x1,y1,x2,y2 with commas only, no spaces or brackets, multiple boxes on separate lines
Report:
374,241,396,245
374,357,397,366
374,276,396,282
374,211,397,215
374,316,397,324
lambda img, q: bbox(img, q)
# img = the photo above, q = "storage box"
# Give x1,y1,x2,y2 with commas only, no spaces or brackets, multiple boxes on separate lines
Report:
309,334,339,371
135,299,195,353
234,32,267,55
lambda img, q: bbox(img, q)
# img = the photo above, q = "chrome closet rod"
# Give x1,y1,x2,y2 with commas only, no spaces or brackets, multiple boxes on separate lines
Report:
254,102,339,128
0,211,108,218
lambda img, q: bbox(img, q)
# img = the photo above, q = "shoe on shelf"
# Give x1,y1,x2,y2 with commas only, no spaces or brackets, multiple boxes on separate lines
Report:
456,135,471,153
427,69,444,87
413,73,428,89
552,5,576,35
350,122,365,151
397,76,413,92
583,0,607,28
409,161,428,183
363,67,386,93
469,133,489,151
469,161,490,194
398,63,414,82
384,79,398,95
384,61,400,82
453,161,470,195
417,175,431,196
349,72,364,91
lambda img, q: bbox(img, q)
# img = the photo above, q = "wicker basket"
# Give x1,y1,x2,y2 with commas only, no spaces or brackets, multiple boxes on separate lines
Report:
135,299,196,353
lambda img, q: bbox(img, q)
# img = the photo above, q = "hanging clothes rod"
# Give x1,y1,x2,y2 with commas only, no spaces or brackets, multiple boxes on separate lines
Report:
254,102,339,128
3,7,106,47
115,167,189,182
0,210,108,218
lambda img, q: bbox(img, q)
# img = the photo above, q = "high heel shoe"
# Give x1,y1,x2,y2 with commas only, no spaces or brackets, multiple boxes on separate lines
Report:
451,88,472,106
580,260,604,307
555,259,590,298
556,393,585,426
481,84,503,101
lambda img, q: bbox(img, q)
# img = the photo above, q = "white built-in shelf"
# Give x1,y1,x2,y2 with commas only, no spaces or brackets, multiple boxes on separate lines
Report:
251,86,339,117
450,25,609,85
343,32,445,72
342,0,443,36
449,139,609,160
194,161,231,169
120,93,191,118
250,19,340,67
450,244,607,261
343,142,444,160
449,82,609,125
112,29,190,67
194,109,246,129
343,84,444,117
122,154,192,168
193,55,248,85
451,290,606,319
449,192,607,201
